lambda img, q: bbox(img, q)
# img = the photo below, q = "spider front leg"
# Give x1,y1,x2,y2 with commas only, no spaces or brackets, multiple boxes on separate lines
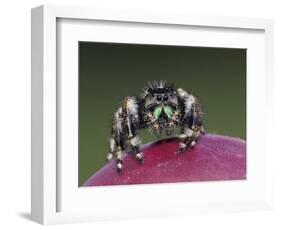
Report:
178,126,202,154
124,97,144,164
107,97,143,173
106,137,124,173
176,89,204,154
106,105,126,173
128,135,144,164
106,140,124,174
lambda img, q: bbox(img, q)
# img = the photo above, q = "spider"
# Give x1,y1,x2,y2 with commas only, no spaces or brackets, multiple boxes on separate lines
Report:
106,81,204,173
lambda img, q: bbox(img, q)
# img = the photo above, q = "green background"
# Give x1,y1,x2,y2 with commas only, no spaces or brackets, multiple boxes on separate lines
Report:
79,42,246,186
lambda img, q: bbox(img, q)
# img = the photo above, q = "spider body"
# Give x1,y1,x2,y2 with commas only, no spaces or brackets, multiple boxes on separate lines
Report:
106,82,204,173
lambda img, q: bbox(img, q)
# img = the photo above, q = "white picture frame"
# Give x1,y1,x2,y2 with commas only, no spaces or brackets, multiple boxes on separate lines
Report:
31,5,274,225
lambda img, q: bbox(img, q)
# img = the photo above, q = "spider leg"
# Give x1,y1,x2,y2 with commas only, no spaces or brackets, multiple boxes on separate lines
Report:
106,137,124,173
176,89,204,154
106,137,116,161
107,106,126,173
178,126,201,154
115,146,123,174
128,136,144,163
107,97,142,173
124,97,144,164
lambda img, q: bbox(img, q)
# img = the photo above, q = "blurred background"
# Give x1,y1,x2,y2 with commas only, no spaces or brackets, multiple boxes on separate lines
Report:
79,42,246,186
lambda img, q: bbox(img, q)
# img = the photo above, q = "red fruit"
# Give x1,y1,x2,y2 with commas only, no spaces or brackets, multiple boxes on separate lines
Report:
83,134,246,186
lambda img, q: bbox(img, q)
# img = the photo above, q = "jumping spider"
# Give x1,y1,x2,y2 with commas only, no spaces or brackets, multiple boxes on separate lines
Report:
106,81,204,173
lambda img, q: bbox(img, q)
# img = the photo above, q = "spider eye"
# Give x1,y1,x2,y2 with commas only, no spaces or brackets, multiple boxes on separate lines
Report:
156,95,162,101
147,88,152,93
163,95,169,101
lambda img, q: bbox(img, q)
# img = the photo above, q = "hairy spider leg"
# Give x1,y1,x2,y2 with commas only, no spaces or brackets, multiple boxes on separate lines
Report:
177,88,204,154
124,97,144,164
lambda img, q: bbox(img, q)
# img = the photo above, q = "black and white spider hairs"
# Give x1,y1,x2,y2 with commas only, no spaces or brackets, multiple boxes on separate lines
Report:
142,81,175,97
106,81,204,173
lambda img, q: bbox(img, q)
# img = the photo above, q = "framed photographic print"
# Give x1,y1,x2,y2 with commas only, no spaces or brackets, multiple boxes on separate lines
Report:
31,5,274,224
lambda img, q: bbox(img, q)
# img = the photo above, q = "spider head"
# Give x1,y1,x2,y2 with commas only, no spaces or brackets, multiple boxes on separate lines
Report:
143,82,178,120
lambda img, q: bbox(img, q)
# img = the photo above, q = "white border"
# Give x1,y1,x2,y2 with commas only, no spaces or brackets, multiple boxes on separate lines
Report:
31,5,274,225
57,18,265,213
